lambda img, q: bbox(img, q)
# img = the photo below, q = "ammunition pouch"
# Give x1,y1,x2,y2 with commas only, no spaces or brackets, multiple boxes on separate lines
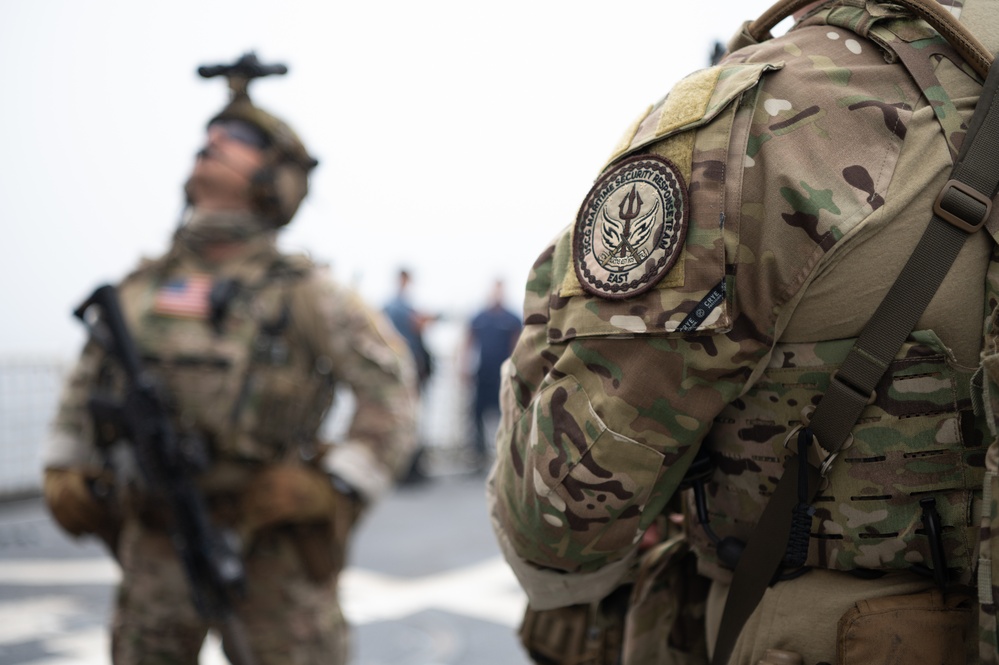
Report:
127,463,363,585
241,464,341,534
836,587,974,665
624,534,709,665
518,585,629,665
517,532,711,665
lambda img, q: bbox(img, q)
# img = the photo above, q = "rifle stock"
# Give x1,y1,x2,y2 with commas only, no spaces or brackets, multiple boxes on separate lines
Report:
75,284,256,665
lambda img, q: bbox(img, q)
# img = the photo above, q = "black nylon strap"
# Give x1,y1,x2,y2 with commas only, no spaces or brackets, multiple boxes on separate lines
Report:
711,40,999,665
711,455,821,665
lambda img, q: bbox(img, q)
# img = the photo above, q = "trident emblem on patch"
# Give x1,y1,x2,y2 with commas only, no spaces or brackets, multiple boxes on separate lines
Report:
597,184,660,270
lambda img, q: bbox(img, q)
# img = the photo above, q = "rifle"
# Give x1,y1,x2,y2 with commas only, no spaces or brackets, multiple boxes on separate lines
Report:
74,283,256,665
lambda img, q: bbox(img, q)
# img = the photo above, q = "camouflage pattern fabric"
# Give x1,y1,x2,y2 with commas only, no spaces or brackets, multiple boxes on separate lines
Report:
488,1,995,662
687,332,986,583
518,585,630,665
45,209,418,664
112,517,348,665
978,241,999,663
623,535,709,665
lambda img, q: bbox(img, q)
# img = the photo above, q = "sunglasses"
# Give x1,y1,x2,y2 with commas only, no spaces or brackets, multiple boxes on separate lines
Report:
209,119,270,149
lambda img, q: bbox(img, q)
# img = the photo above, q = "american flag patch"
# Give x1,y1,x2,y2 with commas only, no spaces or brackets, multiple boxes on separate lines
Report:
152,273,212,319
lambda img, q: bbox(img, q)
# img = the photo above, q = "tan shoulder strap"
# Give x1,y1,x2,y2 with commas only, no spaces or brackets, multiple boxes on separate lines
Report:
748,0,993,78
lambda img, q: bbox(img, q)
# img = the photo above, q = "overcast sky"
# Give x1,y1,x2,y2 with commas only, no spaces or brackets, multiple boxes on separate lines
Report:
0,0,779,359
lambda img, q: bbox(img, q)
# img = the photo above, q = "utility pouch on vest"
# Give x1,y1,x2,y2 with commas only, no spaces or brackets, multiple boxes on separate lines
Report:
290,522,337,584
518,585,629,665
623,534,709,665
836,588,974,665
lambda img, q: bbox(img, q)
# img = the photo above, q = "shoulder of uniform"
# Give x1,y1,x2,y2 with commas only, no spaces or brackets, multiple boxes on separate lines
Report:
287,262,369,321
603,61,783,168
270,250,318,277
118,252,171,286
528,227,572,297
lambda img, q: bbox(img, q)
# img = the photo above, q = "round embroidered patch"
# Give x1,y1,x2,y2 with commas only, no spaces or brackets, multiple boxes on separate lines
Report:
573,154,688,299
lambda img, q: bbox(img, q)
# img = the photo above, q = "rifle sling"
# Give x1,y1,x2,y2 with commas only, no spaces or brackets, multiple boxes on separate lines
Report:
710,39,999,665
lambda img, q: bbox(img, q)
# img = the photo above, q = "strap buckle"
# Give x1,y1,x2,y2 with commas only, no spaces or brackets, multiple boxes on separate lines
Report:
933,179,991,233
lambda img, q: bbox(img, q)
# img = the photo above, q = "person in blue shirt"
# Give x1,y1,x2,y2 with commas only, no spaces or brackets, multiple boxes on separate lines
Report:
384,268,439,483
384,268,436,390
462,279,521,470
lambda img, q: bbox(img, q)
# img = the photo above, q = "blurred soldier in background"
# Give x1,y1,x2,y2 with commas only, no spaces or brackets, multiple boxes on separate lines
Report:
41,53,418,665
490,1,999,664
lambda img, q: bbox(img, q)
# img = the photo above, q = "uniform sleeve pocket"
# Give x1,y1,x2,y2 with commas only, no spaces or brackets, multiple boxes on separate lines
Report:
518,375,665,562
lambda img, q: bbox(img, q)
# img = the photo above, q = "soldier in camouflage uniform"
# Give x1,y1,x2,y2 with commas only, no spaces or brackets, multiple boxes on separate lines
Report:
42,54,418,665
489,1,999,663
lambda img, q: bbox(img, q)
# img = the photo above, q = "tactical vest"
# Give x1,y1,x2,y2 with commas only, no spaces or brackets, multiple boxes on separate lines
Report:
111,240,336,476
685,3,992,585
688,333,988,582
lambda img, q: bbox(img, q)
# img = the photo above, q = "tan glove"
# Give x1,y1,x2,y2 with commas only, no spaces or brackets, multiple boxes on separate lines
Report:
242,464,346,533
43,468,115,538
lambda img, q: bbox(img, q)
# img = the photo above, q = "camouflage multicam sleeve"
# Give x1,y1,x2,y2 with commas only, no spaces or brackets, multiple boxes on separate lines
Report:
489,12,949,608
312,272,419,503
487,59,790,607
488,221,773,607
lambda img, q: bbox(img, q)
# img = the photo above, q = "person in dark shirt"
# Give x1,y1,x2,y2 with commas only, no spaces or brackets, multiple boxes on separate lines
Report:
462,279,521,470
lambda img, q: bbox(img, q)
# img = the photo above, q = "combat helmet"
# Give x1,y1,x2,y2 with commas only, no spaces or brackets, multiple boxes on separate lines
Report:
197,52,319,227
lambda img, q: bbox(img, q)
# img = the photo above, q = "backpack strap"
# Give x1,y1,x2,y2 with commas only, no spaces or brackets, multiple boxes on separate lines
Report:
748,0,992,79
712,5,999,664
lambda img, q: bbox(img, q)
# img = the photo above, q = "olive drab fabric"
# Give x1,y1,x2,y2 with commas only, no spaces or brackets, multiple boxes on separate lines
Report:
487,1,999,663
